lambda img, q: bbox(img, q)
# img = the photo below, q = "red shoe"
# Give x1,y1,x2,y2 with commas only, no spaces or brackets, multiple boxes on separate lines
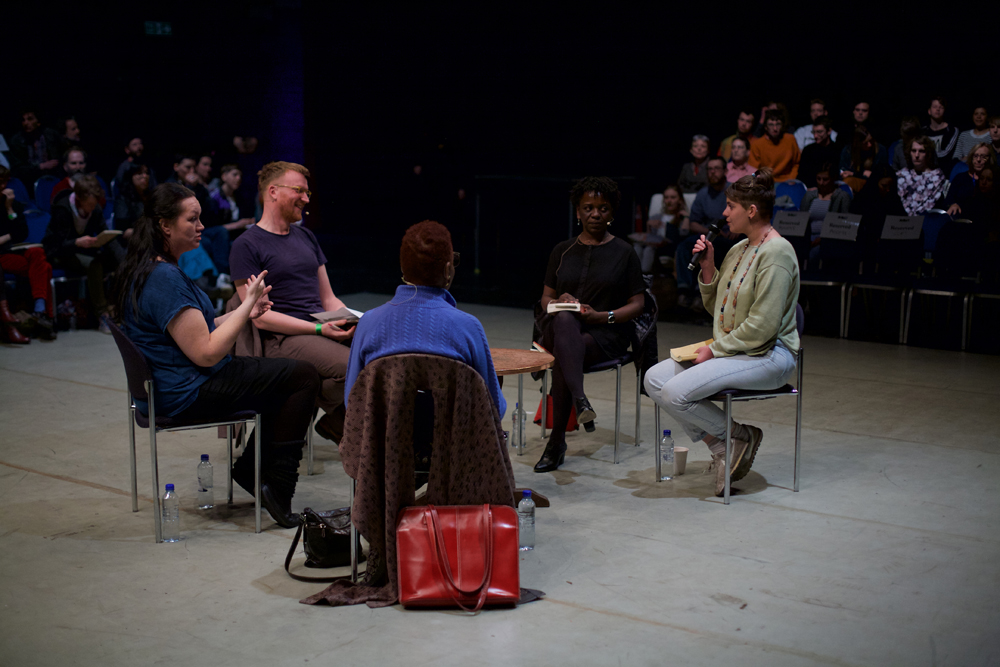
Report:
3,323,30,344
0,300,18,324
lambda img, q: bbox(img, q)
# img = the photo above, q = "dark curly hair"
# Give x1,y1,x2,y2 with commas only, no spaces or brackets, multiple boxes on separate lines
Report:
570,176,621,212
726,167,775,220
400,220,453,286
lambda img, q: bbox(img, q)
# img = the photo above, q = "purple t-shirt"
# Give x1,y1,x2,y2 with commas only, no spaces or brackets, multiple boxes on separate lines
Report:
229,224,328,321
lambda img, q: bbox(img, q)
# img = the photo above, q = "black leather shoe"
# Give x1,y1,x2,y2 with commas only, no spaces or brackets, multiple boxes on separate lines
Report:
575,396,596,428
260,482,301,528
533,441,567,473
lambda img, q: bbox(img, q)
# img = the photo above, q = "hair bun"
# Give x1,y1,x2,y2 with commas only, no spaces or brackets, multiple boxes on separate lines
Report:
752,167,775,191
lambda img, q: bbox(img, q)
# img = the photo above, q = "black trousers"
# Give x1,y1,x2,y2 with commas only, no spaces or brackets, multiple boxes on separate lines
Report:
541,311,609,444
174,356,320,469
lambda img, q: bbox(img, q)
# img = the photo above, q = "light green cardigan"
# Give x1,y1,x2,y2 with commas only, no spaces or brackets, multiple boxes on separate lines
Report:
698,236,800,357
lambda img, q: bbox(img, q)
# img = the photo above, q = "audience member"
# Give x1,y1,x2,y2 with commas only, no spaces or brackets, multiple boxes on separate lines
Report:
344,220,506,418
0,270,30,343
718,108,756,161
678,135,711,194
753,101,789,139
58,116,82,155
631,184,688,273
209,164,256,232
840,125,887,191
0,165,55,339
50,149,105,206
923,95,959,171
112,182,320,528
726,137,755,183
675,157,737,305
230,161,354,445
533,176,645,472
852,101,871,129
849,165,906,265
113,163,151,238
891,116,922,171
793,99,838,150
115,136,156,187
959,166,999,236
195,153,213,190
945,143,997,217
954,107,990,161
749,110,800,182
8,109,63,189
167,153,228,271
43,175,122,329
798,116,841,188
990,115,1000,155
800,164,851,259
644,168,799,497
897,136,948,216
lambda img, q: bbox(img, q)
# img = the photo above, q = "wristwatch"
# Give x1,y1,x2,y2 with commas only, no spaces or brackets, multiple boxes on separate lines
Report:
607,310,615,324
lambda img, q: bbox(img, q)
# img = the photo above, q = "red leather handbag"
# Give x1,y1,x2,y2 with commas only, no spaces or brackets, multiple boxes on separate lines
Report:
396,504,520,611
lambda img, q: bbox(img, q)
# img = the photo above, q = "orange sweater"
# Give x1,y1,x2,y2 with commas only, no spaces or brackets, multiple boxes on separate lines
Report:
748,133,800,182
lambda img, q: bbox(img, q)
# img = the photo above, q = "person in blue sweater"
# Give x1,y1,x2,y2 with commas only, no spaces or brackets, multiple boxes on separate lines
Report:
343,220,506,418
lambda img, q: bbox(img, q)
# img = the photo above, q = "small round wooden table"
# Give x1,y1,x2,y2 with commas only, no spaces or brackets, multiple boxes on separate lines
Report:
491,348,555,455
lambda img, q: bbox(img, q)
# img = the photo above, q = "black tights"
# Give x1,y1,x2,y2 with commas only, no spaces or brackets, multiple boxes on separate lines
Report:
541,312,608,445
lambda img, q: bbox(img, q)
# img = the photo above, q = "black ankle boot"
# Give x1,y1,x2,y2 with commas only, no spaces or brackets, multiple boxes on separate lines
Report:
263,440,305,528
575,396,596,432
534,439,567,473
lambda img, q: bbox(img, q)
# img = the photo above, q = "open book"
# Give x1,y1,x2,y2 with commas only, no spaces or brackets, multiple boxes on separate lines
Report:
546,302,581,314
310,306,363,325
92,230,123,248
8,242,42,251
670,339,714,363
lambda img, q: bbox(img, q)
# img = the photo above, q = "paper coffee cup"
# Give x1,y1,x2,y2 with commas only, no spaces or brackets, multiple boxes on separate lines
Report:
673,447,689,475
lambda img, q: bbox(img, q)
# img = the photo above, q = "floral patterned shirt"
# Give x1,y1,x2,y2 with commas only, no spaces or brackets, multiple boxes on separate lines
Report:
897,168,948,216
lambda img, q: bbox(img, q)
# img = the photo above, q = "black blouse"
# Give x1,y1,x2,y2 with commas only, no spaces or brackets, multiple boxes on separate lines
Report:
543,235,645,359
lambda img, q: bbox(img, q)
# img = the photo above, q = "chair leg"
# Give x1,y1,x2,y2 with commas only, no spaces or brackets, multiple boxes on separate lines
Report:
654,406,662,482
961,294,969,352
898,289,907,344
613,364,622,464
517,374,525,456
839,283,847,338
306,409,315,476
540,370,548,440
147,380,162,542
227,424,234,505
724,395,732,505
903,289,915,344
128,392,138,513
634,371,641,448
350,477,358,583
795,348,804,493
844,286,854,338
254,414,262,534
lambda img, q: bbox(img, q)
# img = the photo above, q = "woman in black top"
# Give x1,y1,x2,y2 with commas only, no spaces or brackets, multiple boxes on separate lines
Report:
535,177,645,472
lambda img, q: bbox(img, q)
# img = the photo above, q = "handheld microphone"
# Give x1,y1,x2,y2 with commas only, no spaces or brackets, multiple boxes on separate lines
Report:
687,221,723,271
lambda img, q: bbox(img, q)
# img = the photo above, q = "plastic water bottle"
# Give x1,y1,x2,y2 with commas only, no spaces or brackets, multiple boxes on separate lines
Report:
517,403,527,440
517,489,535,551
660,429,674,481
161,484,180,542
197,454,214,509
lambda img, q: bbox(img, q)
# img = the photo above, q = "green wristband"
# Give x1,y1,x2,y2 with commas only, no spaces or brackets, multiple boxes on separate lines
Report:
316,322,322,335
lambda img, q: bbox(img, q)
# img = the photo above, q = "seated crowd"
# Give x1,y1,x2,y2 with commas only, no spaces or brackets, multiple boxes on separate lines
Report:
650,97,999,307
1,107,261,344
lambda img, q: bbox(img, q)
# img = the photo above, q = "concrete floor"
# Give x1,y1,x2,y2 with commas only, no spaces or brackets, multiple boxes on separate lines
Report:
2,292,999,667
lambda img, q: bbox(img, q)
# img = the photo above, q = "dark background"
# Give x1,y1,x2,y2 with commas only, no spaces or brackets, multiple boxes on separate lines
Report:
5,2,992,306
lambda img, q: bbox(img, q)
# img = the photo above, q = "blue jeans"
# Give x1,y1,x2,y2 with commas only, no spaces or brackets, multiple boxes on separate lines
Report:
643,342,796,443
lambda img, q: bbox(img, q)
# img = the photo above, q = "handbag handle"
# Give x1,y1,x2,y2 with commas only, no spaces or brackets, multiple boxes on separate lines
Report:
425,504,494,613
283,516,353,583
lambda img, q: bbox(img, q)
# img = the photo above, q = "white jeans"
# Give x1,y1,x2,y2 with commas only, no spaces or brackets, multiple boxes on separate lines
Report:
643,342,796,443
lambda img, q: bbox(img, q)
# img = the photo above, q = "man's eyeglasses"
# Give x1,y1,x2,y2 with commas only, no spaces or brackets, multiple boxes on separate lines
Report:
274,184,312,197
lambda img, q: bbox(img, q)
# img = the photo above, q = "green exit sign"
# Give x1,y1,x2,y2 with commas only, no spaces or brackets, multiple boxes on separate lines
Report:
144,21,173,36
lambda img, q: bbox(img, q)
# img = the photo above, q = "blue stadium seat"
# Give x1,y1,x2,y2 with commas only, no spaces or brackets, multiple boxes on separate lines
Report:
25,210,51,244
34,175,60,212
9,178,31,205
921,209,950,254
835,181,854,199
950,162,969,181
775,180,806,210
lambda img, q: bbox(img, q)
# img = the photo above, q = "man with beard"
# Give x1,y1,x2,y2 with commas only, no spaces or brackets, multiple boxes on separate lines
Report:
9,109,62,190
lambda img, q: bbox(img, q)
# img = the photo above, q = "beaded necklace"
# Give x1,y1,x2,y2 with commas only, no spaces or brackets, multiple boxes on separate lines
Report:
717,226,773,333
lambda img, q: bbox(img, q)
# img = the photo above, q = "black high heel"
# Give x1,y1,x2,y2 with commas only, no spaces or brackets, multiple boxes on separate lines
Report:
575,396,596,432
534,440,567,473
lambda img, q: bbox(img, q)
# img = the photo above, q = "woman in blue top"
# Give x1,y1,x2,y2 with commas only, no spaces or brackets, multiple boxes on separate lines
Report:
112,183,320,528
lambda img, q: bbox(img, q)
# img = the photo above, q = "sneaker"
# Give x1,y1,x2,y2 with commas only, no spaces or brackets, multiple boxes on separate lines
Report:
711,439,750,497
98,314,112,335
732,425,763,481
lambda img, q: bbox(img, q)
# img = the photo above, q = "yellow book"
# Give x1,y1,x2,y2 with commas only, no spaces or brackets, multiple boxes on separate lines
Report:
670,339,714,363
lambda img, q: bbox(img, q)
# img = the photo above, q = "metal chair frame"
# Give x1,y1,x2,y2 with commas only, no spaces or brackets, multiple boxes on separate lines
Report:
536,357,643,465
126,381,263,541
653,347,803,505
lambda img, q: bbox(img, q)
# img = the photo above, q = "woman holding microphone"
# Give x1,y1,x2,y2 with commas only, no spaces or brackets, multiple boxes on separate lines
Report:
643,168,800,496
